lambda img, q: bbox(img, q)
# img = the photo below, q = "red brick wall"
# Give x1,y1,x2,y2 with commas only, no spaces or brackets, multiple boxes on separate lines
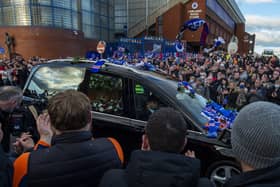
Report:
158,0,207,42
0,26,98,60
235,23,245,55
161,3,185,40
206,8,234,47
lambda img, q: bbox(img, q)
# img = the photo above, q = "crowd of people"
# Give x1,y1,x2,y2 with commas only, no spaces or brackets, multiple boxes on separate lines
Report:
1,51,280,110
0,86,280,187
0,56,47,88
0,50,280,187
120,52,280,109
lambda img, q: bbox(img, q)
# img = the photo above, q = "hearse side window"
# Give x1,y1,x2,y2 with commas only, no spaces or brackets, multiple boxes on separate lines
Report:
83,73,124,116
134,83,167,121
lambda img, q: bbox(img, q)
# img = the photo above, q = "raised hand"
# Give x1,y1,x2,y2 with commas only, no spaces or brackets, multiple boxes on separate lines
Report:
36,113,53,144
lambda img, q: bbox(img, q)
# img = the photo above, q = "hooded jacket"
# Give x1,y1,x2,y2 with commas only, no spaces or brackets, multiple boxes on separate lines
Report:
99,150,212,187
224,162,280,187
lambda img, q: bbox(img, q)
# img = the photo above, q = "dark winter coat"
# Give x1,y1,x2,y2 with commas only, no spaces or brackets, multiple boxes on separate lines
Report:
99,150,213,187
224,162,280,187
0,145,13,187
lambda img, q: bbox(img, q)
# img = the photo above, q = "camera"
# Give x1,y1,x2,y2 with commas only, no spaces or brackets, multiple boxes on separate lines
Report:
9,113,25,137
218,128,232,145
8,103,40,140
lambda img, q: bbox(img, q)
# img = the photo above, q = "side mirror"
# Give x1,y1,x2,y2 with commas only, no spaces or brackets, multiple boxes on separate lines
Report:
218,128,232,146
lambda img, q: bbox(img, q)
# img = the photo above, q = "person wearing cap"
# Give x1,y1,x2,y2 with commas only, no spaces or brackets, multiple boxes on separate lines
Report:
224,101,280,187
99,108,212,187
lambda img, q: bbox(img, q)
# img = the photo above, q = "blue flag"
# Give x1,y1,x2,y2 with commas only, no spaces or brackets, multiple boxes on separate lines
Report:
200,23,209,46
112,59,125,65
214,36,225,48
177,18,209,46
85,51,100,60
182,18,206,32
144,63,156,71
91,60,106,73
181,81,195,95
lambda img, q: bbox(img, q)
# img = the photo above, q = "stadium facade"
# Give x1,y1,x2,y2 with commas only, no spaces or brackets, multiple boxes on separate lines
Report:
0,0,254,59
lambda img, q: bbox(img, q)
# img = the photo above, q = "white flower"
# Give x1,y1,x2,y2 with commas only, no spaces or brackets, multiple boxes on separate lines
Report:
107,106,113,110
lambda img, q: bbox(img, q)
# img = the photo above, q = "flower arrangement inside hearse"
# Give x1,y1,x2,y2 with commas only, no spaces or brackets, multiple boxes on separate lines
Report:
89,75,123,114
92,98,123,114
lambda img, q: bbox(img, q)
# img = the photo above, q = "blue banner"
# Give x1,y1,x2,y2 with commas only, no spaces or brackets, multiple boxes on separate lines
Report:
177,18,209,46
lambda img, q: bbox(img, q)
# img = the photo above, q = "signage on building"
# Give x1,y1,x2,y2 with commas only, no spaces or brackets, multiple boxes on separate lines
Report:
192,2,198,9
97,41,106,54
188,1,202,19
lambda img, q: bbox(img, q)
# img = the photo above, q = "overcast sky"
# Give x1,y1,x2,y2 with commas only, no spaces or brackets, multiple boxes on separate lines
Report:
236,0,280,54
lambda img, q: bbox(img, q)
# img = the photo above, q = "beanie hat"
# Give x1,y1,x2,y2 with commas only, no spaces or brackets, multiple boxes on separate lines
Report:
231,101,280,169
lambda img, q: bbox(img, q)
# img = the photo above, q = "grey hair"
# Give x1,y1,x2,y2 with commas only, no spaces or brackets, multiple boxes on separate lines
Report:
0,86,23,103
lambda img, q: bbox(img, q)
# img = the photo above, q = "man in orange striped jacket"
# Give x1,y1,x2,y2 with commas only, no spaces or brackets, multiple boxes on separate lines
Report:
13,90,124,187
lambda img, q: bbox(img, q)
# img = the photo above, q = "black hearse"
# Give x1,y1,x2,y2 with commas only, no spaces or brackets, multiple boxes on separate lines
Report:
22,59,240,186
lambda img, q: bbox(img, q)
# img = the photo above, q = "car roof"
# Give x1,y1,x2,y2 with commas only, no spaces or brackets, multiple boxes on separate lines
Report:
45,59,174,82
32,59,178,100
